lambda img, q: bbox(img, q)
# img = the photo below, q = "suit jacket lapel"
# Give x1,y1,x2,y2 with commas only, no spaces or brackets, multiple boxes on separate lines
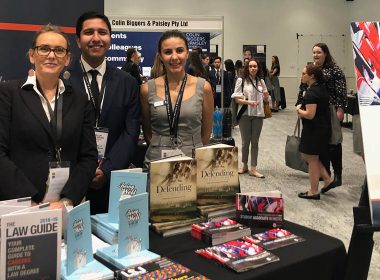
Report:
20,86,54,141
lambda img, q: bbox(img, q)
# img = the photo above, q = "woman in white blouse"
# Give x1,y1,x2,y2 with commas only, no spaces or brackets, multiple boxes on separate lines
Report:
232,59,269,178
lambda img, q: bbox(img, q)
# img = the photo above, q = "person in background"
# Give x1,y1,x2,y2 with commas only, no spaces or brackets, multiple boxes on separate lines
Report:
140,30,213,163
0,24,98,207
269,55,281,112
150,53,165,79
232,59,269,178
187,50,209,81
235,60,244,80
209,56,231,108
121,47,142,85
224,59,235,108
296,64,335,200
297,43,347,187
201,54,211,75
67,11,141,214
243,48,253,60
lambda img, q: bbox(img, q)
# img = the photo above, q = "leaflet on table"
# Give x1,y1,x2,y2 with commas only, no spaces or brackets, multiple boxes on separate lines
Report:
61,201,113,280
191,218,251,246
0,203,61,280
114,257,209,280
196,239,279,273
243,228,305,250
236,190,284,228
96,193,160,269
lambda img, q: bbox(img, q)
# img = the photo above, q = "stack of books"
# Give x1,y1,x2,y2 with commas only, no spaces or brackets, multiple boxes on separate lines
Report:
61,201,113,280
149,156,203,237
195,144,239,219
91,168,147,244
95,193,160,269
243,228,305,250
196,238,279,273
191,218,251,245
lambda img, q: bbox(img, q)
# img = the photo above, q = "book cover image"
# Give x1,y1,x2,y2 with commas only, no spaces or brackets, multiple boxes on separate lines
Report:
65,201,93,274
236,191,284,228
1,205,61,280
108,169,147,223
243,228,305,250
114,257,209,280
149,157,198,223
196,144,239,206
196,239,279,273
118,193,149,258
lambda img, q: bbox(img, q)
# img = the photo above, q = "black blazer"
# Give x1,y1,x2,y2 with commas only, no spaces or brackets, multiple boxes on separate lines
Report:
67,59,141,178
0,78,98,205
209,68,232,108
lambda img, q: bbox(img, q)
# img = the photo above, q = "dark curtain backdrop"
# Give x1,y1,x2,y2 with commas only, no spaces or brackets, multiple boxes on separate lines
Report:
0,0,103,80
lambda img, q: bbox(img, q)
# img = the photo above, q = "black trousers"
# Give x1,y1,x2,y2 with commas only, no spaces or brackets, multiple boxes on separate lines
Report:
86,184,110,215
321,143,342,176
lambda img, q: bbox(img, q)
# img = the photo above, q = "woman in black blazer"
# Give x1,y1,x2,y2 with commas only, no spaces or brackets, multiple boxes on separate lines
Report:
0,24,98,207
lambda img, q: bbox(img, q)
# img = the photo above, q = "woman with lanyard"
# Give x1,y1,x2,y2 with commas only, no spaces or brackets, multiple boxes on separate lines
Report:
232,59,269,178
0,24,98,208
140,30,213,164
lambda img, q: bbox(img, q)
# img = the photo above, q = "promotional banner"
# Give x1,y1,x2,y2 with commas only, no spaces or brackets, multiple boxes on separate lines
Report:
0,0,103,80
107,31,210,75
350,21,380,226
242,45,267,67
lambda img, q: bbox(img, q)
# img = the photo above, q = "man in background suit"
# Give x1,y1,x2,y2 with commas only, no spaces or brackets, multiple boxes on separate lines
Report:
121,47,142,85
209,56,231,108
67,11,141,214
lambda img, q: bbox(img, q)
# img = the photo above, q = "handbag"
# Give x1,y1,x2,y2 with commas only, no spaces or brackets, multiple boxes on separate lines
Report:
264,101,272,119
285,118,308,173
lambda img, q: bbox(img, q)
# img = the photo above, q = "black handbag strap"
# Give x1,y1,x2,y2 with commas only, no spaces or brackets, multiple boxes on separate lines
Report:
236,79,246,122
293,118,301,137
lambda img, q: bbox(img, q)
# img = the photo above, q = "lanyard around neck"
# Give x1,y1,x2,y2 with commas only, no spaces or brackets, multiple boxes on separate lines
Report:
164,74,188,139
37,81,63,161
79,60,106,126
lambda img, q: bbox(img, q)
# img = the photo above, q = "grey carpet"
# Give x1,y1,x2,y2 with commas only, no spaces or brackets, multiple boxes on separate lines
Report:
233,108,379,280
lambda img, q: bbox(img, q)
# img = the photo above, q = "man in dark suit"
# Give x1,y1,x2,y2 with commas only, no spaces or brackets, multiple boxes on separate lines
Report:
209,56,232,108
121,47,142,85
67,12,141,214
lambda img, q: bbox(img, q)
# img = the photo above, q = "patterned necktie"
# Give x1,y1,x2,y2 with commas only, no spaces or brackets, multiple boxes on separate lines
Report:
89,69,99,110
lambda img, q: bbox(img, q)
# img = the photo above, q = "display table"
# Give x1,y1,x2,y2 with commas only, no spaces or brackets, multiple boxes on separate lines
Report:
150,220,346,280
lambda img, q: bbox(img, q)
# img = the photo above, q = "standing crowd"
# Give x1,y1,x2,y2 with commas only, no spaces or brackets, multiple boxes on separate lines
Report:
0,11,347,210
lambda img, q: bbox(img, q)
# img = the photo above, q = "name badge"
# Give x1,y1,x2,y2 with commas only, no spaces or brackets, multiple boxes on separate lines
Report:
216,85,222,93
161,149,185,158
43,161,70,203
154,100,165,107
94,127,109,160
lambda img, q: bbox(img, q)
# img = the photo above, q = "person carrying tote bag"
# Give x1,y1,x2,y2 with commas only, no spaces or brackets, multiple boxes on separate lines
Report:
295,64,335,200
285,118,308,173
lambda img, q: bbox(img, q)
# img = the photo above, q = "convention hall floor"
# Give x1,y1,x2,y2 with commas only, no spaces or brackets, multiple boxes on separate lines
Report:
234,107,379,279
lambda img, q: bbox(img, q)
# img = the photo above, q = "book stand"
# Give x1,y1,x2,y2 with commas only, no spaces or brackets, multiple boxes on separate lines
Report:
345,178,380,280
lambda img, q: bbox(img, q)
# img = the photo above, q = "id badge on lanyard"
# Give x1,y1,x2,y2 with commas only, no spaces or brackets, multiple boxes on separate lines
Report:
43,161,70,203
94,127,109,160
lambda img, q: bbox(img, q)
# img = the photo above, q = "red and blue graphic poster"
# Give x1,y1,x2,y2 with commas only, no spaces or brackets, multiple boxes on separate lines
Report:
0,0,103,80
350,22,380,226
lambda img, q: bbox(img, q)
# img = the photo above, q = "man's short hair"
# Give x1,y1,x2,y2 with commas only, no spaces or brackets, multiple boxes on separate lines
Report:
76,11,112,37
